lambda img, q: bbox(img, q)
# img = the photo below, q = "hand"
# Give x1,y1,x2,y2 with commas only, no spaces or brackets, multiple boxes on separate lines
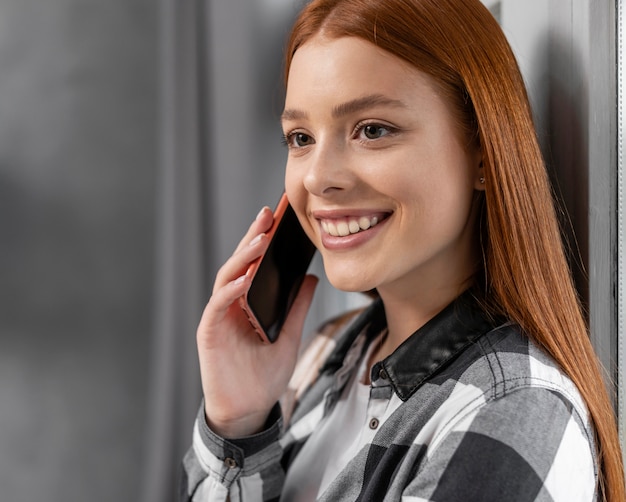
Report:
197,207,318,438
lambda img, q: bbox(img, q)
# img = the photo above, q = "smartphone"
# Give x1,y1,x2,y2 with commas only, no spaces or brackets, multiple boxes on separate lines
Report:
239,193,317,343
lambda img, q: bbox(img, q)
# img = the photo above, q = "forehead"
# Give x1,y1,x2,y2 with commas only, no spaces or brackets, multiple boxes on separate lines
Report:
284,36,443,111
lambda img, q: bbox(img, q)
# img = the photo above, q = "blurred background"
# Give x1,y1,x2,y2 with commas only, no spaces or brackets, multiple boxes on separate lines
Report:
0,0,621,501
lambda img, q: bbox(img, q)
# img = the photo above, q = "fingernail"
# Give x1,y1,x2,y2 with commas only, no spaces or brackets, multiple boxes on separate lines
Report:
234,275,246,285
255,207,266,221
249,234,263,246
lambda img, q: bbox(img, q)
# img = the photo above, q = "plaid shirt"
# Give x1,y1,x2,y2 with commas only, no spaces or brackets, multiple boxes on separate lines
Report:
180,293,598,501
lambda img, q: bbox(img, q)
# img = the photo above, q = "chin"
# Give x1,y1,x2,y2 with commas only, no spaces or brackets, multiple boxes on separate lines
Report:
325,269,377,293
321,253,384,292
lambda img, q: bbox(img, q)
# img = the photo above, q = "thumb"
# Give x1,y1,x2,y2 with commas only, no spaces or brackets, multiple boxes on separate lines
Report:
280,274,319,342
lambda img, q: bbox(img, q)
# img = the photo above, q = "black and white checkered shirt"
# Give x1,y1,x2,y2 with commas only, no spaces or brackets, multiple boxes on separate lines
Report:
181,292,598,501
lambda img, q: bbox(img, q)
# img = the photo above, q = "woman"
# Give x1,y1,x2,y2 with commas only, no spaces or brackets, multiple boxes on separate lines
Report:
181,0,624,500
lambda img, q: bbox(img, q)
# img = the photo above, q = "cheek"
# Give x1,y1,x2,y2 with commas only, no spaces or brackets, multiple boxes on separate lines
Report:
422,174,478,237
284,168,302,208
391,161,475,222
284,168,316,238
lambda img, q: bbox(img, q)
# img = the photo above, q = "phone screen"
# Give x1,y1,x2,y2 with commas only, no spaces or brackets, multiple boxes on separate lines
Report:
242,197,317,343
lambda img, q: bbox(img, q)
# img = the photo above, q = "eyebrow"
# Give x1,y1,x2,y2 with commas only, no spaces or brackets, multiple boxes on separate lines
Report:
281,94,407,122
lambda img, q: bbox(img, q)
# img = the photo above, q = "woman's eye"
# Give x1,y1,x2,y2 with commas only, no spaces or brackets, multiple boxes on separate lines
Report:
360,124,391,140
284,132,315,148
295,133,314,146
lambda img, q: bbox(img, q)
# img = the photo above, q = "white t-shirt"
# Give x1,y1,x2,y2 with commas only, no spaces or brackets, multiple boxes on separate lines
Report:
281,334,389,501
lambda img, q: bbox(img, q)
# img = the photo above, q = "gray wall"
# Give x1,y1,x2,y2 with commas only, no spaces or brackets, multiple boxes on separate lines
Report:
0,1,157,500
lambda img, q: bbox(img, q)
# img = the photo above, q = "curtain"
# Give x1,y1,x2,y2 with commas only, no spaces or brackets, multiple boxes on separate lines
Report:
140,1,209,500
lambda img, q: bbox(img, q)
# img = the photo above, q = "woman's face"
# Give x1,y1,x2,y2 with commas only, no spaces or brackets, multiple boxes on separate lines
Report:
283,36,484,298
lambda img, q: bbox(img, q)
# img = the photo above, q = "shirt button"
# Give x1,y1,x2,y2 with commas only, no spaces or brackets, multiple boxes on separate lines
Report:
224,457,238,469
379,368,389,380
369,418,380,430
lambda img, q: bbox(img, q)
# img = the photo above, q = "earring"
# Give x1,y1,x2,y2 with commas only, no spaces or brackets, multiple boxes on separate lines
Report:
479,177,485,184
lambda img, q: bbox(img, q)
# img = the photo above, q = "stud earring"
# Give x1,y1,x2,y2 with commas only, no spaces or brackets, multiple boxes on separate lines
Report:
479,177,485,184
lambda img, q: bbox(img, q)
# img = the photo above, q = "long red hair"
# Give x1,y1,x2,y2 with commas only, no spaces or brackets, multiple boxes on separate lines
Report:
283,0,624,499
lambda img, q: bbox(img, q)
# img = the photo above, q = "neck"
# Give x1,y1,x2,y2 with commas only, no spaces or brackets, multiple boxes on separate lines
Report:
375,284,468,361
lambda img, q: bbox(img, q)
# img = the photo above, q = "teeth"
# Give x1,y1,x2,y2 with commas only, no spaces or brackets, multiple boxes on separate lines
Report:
322,215,381,237
337,222,350,236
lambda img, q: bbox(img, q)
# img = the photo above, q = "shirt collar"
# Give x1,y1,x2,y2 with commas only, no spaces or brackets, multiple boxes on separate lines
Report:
320,290,501,402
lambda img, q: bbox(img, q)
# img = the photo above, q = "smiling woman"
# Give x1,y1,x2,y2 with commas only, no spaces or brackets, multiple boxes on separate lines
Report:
180,0,625,501
283,38,483,321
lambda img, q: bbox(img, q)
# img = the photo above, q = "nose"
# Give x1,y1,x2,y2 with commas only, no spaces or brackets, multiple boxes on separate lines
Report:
302,142,355,196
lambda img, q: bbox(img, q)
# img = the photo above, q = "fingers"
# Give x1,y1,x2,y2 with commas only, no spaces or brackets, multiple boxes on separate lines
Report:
213,207,274,292
204,206,276,329
213,235,266,293
202,272,250,327
233,207,273,254
278,274,319,347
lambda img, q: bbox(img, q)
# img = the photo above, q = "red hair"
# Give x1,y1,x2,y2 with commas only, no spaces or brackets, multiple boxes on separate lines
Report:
283,0,624,500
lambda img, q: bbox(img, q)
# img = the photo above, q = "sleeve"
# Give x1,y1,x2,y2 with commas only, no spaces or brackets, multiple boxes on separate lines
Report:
179,309,366,501
401,386,597,502
179,403,285,502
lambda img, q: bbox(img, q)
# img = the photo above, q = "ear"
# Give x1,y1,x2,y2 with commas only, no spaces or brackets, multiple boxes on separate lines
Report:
473,158,486,191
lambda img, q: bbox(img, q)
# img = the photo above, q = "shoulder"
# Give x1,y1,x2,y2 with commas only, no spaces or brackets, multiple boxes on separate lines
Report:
420,322,593,433
415,323,598,500
464,323,590,420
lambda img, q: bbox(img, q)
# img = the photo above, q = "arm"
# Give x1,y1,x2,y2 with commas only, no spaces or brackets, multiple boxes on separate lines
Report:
181,207,318,501
180,404,284,502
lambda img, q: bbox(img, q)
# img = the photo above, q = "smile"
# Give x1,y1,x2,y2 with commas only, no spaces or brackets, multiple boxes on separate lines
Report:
320,214,386,237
